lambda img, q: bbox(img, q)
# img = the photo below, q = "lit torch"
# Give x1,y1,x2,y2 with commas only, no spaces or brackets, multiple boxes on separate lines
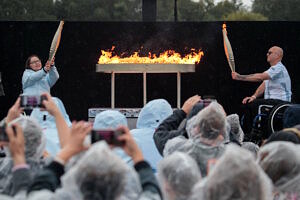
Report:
49,21,64,62
222,23,235,72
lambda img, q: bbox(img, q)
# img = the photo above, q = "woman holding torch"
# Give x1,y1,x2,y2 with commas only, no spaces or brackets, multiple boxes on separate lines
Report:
22,55,59,95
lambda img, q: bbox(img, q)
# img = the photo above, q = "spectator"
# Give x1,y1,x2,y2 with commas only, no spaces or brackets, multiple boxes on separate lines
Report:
226,114,244,145
92,110,132,164
283,104,300,128
258,141,300,195
153,95,202,155
163,102,226,176
27,125,162,200
157,152,201,200
30,97,72,156
0,116,45,195
265,125,300,144
241,142,259,158
66,110,143,200
131,99,173,172
190,144,273,200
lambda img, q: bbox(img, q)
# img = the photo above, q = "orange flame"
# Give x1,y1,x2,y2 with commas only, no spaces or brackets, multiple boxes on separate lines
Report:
98,46,204,64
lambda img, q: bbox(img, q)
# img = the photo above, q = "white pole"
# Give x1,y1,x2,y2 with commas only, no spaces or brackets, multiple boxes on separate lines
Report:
111,72,115,108
143,72,147,106
177,72,181,108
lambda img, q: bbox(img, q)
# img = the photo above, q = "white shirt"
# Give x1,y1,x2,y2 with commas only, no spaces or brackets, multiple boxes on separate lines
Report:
264,62,292,101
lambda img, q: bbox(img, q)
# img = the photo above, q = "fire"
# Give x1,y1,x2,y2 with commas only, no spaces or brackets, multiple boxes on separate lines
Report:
98,46,204,64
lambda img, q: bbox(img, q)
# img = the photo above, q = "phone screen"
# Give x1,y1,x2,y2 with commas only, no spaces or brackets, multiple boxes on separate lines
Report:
91,130,124,146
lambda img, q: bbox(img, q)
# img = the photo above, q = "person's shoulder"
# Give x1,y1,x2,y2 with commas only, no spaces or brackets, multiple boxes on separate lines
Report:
23,69,34,74
275,61,286,68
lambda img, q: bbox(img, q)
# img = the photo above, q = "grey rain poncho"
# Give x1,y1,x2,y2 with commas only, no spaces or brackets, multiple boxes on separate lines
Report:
28,141,142,200
158,152,201,200
163,102,226,176
241,142,259,158
226,114,244,144
257,141,300,194
190,144,273,200
0,116,45,195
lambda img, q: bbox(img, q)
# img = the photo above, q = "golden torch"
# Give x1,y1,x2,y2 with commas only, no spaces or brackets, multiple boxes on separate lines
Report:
222,23,235,72
49,21,64,61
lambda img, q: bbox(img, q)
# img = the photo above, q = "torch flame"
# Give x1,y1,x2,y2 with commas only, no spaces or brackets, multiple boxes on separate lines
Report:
98,46,204,64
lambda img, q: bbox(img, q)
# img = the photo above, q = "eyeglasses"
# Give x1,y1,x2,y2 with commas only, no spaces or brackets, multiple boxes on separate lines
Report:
267,51,273,55
30,59,41,65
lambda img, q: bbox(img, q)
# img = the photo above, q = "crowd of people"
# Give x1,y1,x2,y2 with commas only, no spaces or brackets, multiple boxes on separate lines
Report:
0,46,299,199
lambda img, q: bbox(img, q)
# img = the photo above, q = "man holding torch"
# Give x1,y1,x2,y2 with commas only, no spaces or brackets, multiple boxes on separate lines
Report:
231,46,292,135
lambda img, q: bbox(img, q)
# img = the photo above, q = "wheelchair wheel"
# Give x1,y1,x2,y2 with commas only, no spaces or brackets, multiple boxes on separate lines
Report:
267,103,292,134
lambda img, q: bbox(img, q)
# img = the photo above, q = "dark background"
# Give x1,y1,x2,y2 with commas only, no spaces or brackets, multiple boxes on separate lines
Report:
0,21,299,120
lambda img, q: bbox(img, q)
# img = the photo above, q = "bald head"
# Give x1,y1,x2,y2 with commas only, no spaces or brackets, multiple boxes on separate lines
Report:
267,46,283,65
272,46,283,58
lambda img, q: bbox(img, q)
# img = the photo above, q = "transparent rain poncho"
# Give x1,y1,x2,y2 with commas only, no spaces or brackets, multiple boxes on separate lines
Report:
162,102,226,176
185,101,226,141
158,152,201,200
190,144,273,200
226,114,244,144
0,116,45,195
257,141,300,193
52,142,141,200
241,142,259,158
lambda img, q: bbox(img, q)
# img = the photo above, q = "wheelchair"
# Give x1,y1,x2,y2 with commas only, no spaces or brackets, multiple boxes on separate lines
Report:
247,102,292,144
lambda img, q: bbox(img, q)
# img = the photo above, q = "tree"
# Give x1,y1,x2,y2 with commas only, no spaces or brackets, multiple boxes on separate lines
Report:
157,0,174,21
54,0,141,21
223,11,268,21
0,0,56,20
177,0,207,21
205,0,243,20
252,0,300,21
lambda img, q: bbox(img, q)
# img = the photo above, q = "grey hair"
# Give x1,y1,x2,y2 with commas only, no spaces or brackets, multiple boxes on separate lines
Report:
8,116,44,159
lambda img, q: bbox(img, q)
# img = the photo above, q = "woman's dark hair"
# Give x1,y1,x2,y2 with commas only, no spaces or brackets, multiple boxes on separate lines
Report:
25,54,39,69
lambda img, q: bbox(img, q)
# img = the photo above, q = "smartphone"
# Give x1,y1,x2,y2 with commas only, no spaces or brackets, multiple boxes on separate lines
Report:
20,95,47,108
201,98,217,107
91,129,124,146
0,126,8,142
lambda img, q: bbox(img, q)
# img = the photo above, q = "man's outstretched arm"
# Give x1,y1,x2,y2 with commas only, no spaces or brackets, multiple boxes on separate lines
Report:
232,72,270,82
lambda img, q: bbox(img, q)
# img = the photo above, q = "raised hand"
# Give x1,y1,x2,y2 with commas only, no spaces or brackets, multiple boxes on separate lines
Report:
6,97,23,124
56,121,92,163
181,95,201,115
6,124,26,166
50,57,55,66
41,93,60,116
44,61,51,72
117,126,144,164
